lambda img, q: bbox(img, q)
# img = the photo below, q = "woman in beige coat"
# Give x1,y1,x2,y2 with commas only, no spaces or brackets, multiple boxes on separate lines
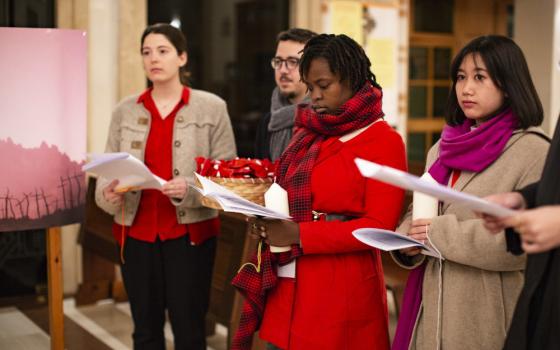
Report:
95,24,236,350
391,35,550,350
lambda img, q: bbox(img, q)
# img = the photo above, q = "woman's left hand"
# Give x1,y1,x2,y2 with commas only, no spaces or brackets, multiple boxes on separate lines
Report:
408,218,432,243
162,177,188,199
247,217,300,247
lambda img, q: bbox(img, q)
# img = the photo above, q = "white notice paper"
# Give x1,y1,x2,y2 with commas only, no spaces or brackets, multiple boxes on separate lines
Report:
191,173,292,220
353,228,442,259
82,152,167,191
354,158,516,218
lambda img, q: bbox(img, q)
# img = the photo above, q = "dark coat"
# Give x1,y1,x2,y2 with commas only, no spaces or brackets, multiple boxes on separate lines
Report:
254,112,271,160
505,120,560,350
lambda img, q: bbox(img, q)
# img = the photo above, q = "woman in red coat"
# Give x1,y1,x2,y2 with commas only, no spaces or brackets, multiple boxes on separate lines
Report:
233,34,406,350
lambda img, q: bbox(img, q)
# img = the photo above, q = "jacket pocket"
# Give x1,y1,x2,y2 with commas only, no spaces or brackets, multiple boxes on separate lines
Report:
175,120,216,135
119,120,147,156
174,120,215,154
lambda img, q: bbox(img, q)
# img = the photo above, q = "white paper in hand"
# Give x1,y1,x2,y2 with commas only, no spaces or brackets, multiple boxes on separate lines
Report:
353,228,443,259
354,158,515,218
191,174,291,220
82,152,166,191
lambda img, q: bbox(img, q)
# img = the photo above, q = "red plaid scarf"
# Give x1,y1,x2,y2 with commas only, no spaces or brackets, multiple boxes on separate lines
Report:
231,83,384,349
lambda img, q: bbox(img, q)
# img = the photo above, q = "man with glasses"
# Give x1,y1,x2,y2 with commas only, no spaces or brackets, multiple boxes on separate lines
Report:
255,28,317,161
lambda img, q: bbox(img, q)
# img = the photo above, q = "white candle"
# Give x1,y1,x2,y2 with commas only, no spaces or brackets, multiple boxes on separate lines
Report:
264,183,291,252
412,173,439,220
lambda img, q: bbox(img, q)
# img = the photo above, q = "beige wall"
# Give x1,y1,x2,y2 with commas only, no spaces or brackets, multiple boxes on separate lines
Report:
290,0,323,32
57,0,146,294
56,0,88,296
514,0,560,135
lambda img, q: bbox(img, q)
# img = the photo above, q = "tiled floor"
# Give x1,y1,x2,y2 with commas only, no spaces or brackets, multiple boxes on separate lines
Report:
0,307,50,350
0,292,398,349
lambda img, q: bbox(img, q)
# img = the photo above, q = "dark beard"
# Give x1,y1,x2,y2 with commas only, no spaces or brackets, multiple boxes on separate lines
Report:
281,90,297,102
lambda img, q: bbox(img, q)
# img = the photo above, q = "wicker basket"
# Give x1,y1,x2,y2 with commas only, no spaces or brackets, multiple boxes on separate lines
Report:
195,176,273,210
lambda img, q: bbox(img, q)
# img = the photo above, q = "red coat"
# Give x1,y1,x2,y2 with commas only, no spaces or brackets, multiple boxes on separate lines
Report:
259,121,407,349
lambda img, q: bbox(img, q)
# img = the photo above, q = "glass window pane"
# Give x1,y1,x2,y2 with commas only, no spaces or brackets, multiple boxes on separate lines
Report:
407,133,427,162
409,86,427,119
434,47,452,80
507,5,515,37
414,0,454,33
409,47,428,80
433,86,449,117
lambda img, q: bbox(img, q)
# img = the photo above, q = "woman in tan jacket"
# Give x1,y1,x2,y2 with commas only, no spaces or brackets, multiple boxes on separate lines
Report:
95,24,236,350
391,35,550,350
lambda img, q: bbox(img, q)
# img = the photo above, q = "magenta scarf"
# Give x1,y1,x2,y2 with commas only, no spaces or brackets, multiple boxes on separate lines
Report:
392,107,518,350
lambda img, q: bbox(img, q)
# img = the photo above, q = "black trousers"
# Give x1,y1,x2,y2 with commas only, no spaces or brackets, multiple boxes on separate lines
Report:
120,235,216,350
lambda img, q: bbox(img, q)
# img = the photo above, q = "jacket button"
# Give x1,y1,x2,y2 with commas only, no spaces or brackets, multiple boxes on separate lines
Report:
179,211,185,217
177,116,184,123
174,140,181,147
174,169,180,176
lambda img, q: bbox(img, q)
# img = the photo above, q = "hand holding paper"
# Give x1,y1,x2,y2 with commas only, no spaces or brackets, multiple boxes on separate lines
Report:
190,173,291,220
403,173,440,256
102,179,125,205
354,158,516,218
82,152,167,191
352,227,443,259
161,177,188,199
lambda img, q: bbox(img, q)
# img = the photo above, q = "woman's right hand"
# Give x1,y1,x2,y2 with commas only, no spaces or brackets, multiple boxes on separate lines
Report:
102,179,124,206
400,218,432,256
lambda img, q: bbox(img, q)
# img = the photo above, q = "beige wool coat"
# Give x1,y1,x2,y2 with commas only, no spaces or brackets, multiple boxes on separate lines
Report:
392,127,550,350
95,88,237,226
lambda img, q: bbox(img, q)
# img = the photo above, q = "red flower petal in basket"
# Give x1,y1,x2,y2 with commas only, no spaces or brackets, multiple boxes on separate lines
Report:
216,166,234,178
247,163,268,178
195,157,213,176
228,158,252,168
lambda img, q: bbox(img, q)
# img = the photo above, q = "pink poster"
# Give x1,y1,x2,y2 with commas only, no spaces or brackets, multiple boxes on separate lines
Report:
0,27,87,231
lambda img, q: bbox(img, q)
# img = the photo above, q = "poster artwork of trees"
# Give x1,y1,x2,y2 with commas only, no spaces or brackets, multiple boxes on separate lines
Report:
0,139,85,231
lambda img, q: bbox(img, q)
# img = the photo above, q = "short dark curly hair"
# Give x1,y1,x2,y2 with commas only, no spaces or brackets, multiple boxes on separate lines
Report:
299,34,381,94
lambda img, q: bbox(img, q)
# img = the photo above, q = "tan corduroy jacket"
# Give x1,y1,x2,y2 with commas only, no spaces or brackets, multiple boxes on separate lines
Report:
392,127,550,350
95,88,237,226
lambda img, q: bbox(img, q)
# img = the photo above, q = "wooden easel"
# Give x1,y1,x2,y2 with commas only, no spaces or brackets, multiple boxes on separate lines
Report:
46,226,64,350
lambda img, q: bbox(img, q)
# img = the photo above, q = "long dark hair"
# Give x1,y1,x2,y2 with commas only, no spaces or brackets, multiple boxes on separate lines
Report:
299,34,381,94
446,35,543,128
141,23,190,85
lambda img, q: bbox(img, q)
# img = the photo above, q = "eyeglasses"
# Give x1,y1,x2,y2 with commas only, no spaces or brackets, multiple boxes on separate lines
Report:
270,57,300,70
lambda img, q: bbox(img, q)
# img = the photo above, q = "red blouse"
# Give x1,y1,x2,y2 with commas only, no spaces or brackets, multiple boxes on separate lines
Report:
112,87,219,245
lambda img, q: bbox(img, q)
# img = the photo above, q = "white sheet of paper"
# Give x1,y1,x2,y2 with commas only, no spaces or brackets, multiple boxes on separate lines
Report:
191,173,292,220
354,158,516,218
277,260,296,278
353,228,442,259
82,152,167,191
